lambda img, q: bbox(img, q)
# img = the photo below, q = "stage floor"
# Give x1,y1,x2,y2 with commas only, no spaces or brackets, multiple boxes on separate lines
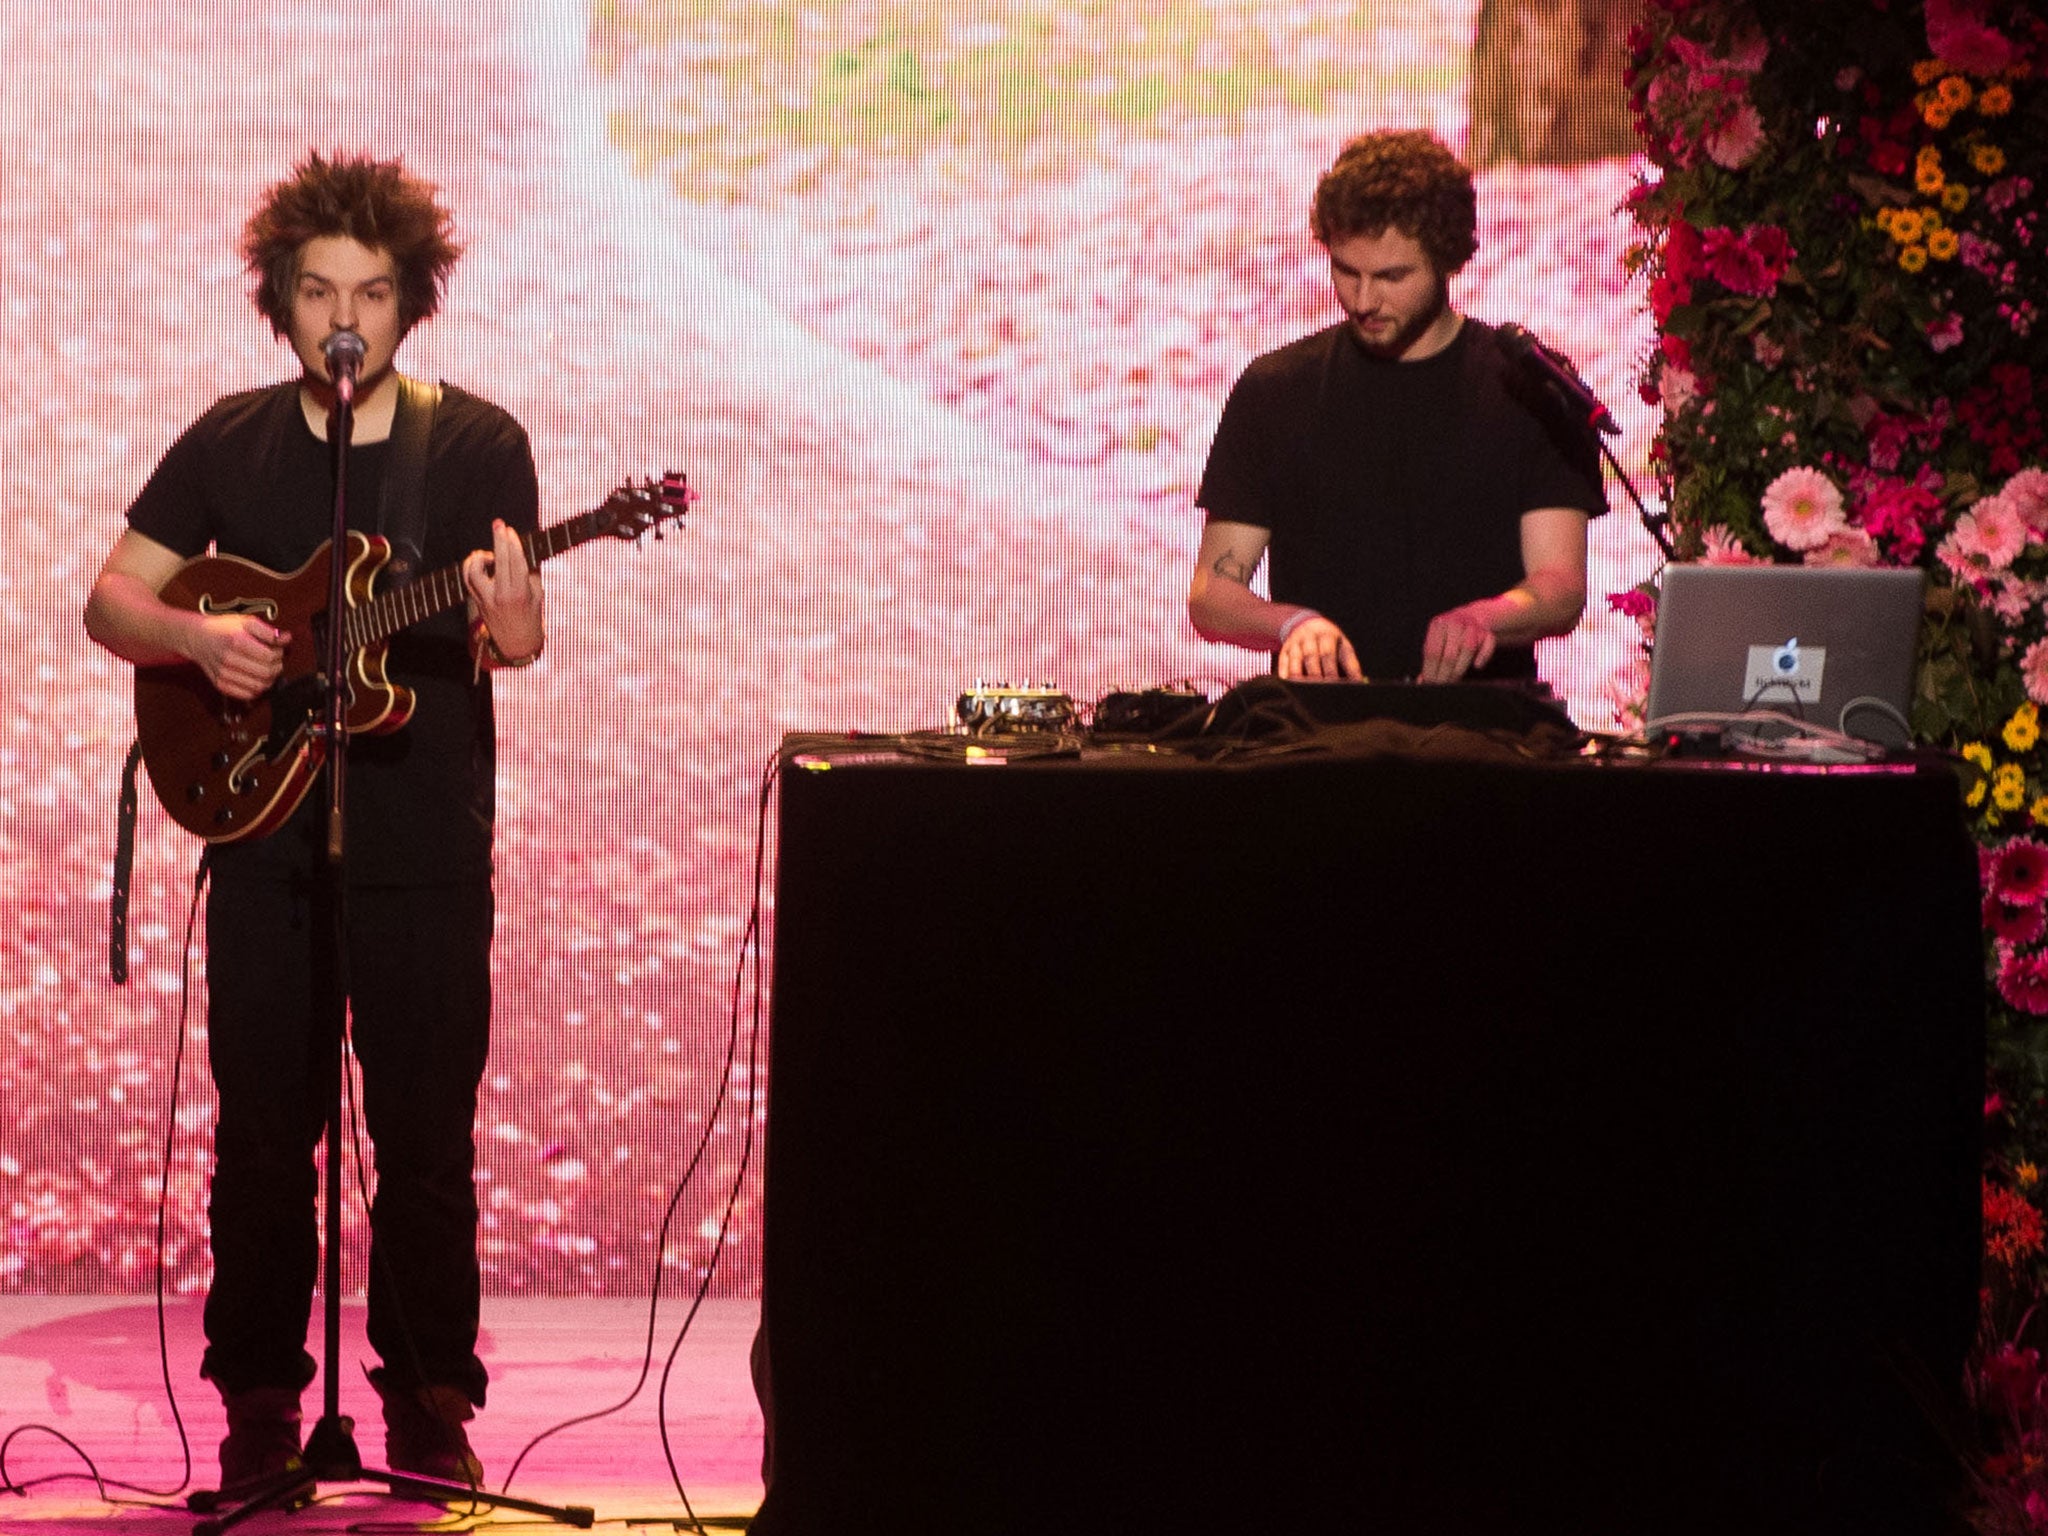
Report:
0,1294,765,1533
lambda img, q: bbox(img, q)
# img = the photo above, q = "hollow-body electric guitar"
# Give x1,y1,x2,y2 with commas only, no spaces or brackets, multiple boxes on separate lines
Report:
134,473,690,843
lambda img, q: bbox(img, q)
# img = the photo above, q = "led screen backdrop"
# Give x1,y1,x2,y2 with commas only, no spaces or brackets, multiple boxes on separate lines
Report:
0,0,1658,1298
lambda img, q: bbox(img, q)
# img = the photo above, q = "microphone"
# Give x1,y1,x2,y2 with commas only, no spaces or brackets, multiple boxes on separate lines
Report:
321,329,367,405
1495,322,1619,437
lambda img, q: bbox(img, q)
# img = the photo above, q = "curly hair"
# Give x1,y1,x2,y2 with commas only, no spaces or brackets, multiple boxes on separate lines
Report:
240,151,465,337
1309,130,1479,276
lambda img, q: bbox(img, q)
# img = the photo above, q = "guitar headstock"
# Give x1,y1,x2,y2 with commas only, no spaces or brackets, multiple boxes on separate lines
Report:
596,472,694,541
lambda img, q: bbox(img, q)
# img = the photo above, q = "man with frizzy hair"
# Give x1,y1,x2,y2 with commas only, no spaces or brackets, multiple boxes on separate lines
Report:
1189,128,1605,684
85,150,542,1493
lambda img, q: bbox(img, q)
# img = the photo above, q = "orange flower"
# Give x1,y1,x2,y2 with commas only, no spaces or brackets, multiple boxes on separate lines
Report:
1929,227,1960,260
1973,142,2008,175
1891,208,1927,243
1938,75,1974,111
1900,244,1930,272
1981,82,2015,116
1917,165,1946,194
1924,101,1956,130
1913,58,1946,87
1943,183,1971,213
1987,1180,2047,1267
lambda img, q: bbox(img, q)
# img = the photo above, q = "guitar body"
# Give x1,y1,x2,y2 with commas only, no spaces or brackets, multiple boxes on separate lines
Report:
132,472,691,844
134,532,414,844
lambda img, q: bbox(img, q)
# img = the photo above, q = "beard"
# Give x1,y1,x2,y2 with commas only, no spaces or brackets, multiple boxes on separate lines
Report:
1347,272,1451,360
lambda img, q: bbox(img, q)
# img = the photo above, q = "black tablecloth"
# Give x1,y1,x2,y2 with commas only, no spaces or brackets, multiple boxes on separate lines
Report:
751,739,1984,1536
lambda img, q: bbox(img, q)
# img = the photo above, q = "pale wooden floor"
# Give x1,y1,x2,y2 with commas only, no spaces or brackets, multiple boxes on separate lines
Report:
0,1294,765,1533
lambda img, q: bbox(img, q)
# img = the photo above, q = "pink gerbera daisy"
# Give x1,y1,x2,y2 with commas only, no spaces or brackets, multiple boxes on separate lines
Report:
1987,895,2048,948
1803,527,1881,567
1760,466,1848,550
2003,468,2048,537
1700,525,1762,565
1993,838,2048,906
1965,492,2029,570
2000,948,2048,1014
2022,637,2048,708
1706,101,1767,170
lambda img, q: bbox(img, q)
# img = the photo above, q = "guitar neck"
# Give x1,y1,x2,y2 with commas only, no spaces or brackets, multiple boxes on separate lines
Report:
348,509,614,651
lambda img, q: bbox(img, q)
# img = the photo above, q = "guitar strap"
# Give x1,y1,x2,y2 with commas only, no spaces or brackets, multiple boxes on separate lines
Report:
108,377,444,983
378,375,443,587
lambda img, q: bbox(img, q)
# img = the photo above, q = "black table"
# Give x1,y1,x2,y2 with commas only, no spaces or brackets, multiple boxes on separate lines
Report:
750,735,1984,1536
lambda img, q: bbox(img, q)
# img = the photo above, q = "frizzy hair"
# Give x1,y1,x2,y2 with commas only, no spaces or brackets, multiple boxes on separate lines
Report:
1309,130,1478,276
239,150,465,336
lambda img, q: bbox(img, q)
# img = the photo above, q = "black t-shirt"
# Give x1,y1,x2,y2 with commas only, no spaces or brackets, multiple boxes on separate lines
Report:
1197,318,1607,680
127,380,539,885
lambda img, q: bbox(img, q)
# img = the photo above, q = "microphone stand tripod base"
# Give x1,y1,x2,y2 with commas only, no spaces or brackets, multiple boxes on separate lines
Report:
185,1409,596,1533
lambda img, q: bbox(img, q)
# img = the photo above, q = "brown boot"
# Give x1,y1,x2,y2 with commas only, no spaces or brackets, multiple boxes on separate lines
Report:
376,1380,484,1486
217,1386,304,1491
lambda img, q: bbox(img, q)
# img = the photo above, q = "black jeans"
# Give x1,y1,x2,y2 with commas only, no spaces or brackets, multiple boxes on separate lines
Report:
200,867,492,1406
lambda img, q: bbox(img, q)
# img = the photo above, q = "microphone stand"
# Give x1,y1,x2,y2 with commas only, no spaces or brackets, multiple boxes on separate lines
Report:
188,358,593,1534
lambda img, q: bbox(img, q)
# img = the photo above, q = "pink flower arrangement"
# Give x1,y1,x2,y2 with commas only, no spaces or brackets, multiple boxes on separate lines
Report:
1926,312,1966,352
1760,466,1848,549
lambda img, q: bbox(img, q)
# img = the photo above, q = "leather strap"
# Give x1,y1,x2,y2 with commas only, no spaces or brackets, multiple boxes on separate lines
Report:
378,376,442,587
108,740,143,983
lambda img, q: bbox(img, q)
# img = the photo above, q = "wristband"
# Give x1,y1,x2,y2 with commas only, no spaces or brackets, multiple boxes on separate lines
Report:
1276,608,1322,643
469,614,542,670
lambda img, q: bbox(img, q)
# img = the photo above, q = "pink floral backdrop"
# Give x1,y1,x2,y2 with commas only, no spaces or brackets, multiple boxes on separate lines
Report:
1627,0,2048,1520
0,0,1659,1300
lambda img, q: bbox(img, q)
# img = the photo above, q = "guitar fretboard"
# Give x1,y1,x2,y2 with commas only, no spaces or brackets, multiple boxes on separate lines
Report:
340,493,674,653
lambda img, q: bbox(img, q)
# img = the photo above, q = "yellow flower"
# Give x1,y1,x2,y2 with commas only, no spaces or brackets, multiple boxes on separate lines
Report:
2006,702,2041,752
1943,183,1971,213
1914,59,1946,87
1939,75,1974,111
1973,142,2008,176
2031,793,2048,825
1929,227,1961,261
1970,778,1990,808
1966,742,1997,771
2024,1162,2043,1189
1981,83,2015,117
1995,764,2029,811
1900,244,1930,272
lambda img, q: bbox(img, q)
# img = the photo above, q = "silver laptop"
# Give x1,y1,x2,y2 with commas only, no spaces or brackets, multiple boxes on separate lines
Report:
1644,564,1925,747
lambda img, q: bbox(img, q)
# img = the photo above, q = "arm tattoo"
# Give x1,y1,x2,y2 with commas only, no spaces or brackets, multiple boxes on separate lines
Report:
1210,550,1257,585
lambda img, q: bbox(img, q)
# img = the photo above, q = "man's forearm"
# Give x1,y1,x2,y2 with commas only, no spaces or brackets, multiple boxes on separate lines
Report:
84,571,202,668
1470,571,1587,649
1187,572,1317,652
